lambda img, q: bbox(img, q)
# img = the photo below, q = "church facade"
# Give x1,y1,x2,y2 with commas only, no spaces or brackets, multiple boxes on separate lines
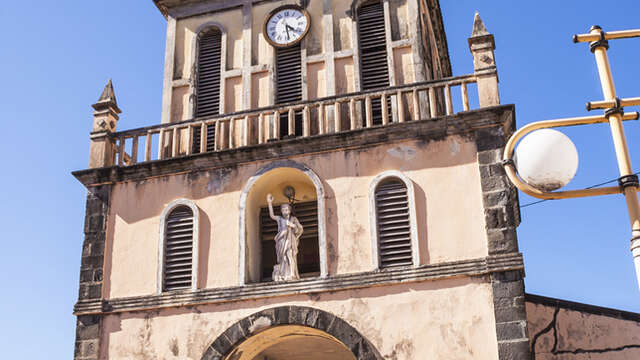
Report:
72,1,640,359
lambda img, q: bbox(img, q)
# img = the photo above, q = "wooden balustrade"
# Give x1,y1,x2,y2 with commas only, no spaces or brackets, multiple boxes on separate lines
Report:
111,75,480,167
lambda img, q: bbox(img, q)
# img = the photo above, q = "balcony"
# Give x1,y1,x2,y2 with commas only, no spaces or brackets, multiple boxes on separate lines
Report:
107,74,487,168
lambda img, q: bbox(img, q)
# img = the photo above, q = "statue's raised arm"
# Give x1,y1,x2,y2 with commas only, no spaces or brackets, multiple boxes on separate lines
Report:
266,193,278,221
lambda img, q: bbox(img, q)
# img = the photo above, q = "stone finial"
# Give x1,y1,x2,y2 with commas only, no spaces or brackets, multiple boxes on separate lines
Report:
468,12,495,50
468,12,500,107
91,79,122,133
471,12,490,37
98,79,118,105
89,79,121,168
92,79,121,114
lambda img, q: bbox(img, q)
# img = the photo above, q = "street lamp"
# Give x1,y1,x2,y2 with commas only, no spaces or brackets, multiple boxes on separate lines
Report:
514,129,579,192
502,26,640,288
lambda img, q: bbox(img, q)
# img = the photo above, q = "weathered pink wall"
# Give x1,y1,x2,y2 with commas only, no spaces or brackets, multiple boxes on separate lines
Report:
527,297,640,359
103,136,488,299
100,278,499,359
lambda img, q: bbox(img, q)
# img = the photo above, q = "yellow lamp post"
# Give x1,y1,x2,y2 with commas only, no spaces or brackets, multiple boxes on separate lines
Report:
502,26,640,288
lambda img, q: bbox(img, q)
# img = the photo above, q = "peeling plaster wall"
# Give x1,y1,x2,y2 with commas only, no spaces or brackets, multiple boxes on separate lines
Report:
104,135,488,299
100,278,499,360
526,295,640,359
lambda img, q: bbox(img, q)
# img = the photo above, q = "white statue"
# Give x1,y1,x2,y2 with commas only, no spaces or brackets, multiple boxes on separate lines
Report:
267,193,303,281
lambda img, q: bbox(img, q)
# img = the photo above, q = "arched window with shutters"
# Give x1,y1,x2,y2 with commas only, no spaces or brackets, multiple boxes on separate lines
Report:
192,24,224,153
158,199,199,293
356,0,391,126
275,45,303,138
369,171,419,269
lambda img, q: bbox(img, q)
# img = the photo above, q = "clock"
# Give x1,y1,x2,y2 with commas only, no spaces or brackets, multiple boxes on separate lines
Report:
263,5,311,48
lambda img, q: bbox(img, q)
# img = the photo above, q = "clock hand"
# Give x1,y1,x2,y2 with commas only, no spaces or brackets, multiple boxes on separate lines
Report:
286,24,297,37
285,25,291,40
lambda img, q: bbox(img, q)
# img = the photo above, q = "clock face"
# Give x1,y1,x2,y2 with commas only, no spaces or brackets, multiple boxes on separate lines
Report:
264,6,310,47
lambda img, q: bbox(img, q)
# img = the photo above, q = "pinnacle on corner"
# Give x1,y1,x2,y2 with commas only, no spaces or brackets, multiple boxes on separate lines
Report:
471,11,490,37
90,79,122,136
88,79,122,168
94,79,121,112
468,11,499,107
99,79,117,103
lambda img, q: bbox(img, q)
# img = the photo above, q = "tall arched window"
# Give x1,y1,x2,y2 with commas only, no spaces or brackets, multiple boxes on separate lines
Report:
276,45,303,138
357,0,390,125
159,200,199,292
370,171,419,269
193,27,222,153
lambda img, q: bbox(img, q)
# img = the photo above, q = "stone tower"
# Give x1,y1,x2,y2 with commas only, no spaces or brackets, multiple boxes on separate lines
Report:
72,1,530,359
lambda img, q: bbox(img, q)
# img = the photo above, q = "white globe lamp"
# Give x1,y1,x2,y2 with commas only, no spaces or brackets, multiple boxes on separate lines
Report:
514,129,579,191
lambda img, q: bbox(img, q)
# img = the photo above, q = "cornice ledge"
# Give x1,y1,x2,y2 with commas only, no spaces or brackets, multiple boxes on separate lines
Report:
74,252,524,315
155,0,271,19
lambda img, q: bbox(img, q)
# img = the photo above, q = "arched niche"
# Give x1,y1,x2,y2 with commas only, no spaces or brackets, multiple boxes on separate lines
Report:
200,306,383,360
239,160,327,284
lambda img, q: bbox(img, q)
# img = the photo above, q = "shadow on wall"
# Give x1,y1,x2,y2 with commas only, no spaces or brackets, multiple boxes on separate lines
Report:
198,208,212,288
414,183,429,265
325,181,340,276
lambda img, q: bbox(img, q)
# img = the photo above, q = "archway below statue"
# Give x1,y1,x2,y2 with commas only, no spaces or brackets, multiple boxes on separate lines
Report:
226,325,356,360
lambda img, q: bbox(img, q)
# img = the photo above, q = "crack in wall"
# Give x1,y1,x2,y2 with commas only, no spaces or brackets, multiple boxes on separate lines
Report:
530,306,559,357
530,305,640,358
555,344,640,355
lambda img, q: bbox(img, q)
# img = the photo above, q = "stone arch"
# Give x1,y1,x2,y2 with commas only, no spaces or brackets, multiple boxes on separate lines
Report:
349,0,376,15
238,160,327,284
200,306,384,360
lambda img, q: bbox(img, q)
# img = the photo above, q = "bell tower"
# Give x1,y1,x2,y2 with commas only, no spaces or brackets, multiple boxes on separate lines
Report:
72,1,529,359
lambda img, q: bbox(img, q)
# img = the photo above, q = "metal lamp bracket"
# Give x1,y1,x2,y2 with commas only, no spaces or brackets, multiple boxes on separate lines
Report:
502,112,639,200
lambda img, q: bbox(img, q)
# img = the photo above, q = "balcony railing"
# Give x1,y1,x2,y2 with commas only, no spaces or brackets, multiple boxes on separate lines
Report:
110,74,481,167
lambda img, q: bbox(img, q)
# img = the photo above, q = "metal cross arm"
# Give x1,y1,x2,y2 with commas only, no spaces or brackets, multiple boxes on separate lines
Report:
587,97,640,111
573,28,640,44
502,25,640,289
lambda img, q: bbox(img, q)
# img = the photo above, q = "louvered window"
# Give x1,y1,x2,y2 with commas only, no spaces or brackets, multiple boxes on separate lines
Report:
276,45,303,138
357,1,390,125
375,179,413,268
163,206,194,291
193,27,221,153
260,200,319,281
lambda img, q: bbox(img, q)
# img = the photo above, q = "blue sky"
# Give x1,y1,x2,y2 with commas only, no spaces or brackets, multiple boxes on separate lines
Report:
0,1,639,358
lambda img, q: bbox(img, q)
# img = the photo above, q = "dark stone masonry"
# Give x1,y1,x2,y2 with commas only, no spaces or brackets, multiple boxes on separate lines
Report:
475,119,530,360
75,185,110,360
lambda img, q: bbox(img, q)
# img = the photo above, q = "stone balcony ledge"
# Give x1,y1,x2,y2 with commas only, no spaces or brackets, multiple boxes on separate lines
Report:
73,103,514,187
84,74,492,167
